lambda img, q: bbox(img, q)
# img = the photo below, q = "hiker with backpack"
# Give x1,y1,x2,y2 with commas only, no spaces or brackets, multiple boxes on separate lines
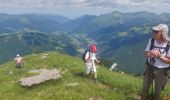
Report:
141,24,170,100
14,54,23,69
83,44,100,82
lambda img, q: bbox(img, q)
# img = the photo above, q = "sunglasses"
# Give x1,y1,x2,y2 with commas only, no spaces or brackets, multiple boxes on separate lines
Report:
152,30,161,34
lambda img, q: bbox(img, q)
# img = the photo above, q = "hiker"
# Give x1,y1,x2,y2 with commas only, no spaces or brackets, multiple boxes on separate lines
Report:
14,54,23,68
141,24,170,100
83,44,100,82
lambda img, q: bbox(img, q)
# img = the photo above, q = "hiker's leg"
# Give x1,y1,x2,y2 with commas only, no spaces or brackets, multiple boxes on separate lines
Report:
84,64,91,77
92,72,97,81
19,65,21,69
161,69,168,90
93,73,97,79
153,69,168,100
92,72,97,83
16,65,20,68
16,63,22,69
141,65,154,100
92,66,97,79
91,66,97,83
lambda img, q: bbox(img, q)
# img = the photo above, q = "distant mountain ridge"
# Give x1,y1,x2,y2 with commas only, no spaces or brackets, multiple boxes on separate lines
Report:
2,11,170,73
0,31,78,64
0,13,70,33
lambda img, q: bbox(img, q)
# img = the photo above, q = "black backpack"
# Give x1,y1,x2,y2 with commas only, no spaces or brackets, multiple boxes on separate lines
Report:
82,48,90,62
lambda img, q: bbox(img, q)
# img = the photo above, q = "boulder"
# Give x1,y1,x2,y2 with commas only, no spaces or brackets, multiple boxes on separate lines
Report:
19,68,65,87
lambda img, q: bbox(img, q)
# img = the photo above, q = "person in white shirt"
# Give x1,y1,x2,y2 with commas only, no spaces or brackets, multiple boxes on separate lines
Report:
14,54,23,68
141,24,170,100
84,45,100,82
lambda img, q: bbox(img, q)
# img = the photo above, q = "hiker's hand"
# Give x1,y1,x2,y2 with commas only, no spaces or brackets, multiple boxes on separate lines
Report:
85,59,90,63
145,51,154,58
95,60,100,64
150,50,160,57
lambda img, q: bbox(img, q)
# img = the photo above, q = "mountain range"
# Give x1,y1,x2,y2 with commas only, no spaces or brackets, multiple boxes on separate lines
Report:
1,11,170,73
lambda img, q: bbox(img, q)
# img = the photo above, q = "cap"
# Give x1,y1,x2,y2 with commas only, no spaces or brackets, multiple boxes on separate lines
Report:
16,54,20,57
152,24,168,32
90,45,97,53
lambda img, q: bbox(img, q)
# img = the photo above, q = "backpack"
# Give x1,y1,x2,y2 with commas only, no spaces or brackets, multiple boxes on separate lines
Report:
150,38,170,80
150,38,170,55
147,38,170,66
82,48,90,62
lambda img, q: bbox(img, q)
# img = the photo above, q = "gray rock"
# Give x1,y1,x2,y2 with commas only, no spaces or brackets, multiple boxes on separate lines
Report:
19,68,65,87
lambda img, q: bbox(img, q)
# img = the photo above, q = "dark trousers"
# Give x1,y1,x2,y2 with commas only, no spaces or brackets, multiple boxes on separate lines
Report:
16,63,22,68
141,64,168,100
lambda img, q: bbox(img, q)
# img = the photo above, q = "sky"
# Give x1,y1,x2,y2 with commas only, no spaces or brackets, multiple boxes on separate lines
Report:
0,0,170,18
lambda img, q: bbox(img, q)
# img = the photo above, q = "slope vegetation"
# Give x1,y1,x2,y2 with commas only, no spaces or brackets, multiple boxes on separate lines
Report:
0,52,170,100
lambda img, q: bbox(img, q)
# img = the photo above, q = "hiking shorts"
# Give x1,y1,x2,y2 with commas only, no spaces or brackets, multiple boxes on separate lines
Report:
16,64,22,68
84,63,96,75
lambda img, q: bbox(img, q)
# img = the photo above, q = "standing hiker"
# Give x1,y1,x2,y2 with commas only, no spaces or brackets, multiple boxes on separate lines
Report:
83,44,100,82
141,24,170,100
14,54,23,69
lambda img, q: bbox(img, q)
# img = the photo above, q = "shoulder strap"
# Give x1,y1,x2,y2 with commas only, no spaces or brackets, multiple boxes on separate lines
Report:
150,38,170,53
88,50,90,58
165,42,170,53
150,38,155,50
158,41,170,55
153,46,166,49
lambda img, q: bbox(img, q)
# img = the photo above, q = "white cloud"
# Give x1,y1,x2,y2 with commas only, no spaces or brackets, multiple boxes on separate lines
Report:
0,0,170,18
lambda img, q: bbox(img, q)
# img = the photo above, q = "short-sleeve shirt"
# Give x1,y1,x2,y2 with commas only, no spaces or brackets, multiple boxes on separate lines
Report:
145,38,170,68
15,57,23,64
85,52,97,66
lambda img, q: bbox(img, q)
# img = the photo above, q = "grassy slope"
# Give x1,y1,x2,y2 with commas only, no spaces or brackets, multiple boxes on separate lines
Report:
0,52,170,100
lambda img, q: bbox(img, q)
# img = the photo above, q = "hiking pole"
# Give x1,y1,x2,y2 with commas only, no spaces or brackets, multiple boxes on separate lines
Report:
148,64,154,99
146,58,152,99
148,65,151,99
150,66,154,99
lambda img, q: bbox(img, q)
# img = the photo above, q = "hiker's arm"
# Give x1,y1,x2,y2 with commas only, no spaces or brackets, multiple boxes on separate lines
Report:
145,49,161,58
94,56,100,64
85,52,90,62
22,59,24,64
145,51,154,58
149,50,170,64
95,59,100,64
159,56,170,64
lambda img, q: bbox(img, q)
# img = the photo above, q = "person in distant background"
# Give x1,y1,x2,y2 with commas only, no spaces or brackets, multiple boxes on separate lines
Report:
141,24,170,100
14,54,23,69
84,44,100,83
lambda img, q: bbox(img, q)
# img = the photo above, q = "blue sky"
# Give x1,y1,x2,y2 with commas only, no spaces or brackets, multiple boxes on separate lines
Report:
0,0,170,18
